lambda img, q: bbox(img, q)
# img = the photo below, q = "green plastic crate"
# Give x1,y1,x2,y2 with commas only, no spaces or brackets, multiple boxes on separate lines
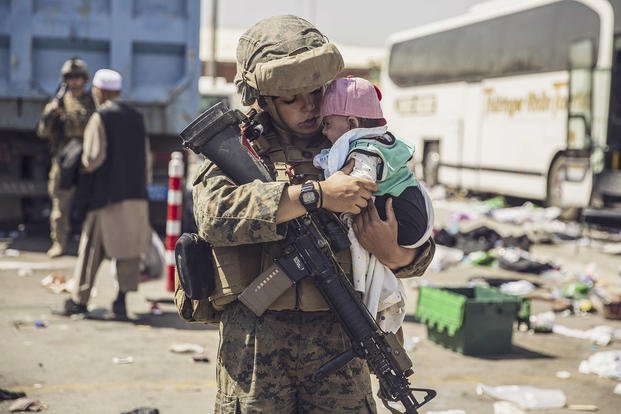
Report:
416,286,522,355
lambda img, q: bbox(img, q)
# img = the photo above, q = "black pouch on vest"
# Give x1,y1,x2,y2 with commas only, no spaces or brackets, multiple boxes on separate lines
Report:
175,233,214,300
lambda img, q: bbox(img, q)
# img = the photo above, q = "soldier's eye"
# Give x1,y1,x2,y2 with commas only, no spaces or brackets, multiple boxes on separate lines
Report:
276,95,296,104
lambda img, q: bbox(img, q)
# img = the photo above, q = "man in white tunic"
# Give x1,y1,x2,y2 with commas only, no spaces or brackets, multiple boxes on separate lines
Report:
59,69,151,319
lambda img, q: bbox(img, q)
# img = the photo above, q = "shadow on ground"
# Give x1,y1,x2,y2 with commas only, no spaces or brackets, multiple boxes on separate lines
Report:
81,307,215,331
6,233,79,256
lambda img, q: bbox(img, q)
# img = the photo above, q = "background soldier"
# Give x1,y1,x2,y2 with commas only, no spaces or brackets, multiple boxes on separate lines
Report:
37,57,96,258
192,15,435,413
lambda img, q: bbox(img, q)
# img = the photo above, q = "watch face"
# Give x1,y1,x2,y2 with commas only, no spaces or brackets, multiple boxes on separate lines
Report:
302,191,318,204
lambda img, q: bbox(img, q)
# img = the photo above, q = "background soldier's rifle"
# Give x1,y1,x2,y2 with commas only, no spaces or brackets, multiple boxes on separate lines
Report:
49,81,67,154
178,102,436,413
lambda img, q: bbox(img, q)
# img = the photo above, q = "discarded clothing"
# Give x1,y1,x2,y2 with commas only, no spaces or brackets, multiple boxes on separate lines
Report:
9,397,46,412
497,248,556,274
121,408,160,414
0,389,26,401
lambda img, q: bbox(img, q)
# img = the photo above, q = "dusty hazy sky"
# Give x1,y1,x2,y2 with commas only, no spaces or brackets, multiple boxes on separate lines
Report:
201,0,486,47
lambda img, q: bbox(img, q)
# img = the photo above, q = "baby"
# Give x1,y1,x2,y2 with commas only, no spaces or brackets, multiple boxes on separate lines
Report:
314,76,433,332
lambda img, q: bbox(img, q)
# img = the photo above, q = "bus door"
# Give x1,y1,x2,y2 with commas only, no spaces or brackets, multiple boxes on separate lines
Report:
567,38,593,153
460,83,485,191
549,38,594,207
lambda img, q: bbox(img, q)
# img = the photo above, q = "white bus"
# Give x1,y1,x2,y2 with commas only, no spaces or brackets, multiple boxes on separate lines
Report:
381,0,621,210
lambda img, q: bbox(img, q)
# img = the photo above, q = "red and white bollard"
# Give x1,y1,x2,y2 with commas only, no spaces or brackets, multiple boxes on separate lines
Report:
165,151,184,292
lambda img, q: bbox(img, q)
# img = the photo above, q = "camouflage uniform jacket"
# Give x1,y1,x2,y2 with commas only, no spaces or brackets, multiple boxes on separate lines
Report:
192,126,436,312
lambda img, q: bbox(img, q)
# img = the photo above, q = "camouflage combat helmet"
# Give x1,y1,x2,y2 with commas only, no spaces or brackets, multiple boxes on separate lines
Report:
234,15,344,106
60,57,89,80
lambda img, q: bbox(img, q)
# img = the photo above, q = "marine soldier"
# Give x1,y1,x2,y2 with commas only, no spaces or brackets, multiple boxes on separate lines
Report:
192,15,436,413
37,58,96,258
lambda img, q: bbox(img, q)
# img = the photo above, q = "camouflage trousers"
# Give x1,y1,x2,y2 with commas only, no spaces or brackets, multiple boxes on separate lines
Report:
215,302,377,413
48,159,75,247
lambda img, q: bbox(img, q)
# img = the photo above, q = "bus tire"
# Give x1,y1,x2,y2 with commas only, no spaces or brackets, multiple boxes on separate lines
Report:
546,156,580,220
423,142,440,188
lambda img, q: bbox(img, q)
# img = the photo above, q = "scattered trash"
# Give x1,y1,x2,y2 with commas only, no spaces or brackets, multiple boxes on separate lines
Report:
578,350,621,380
457,226,502,254
468,251,495,266
499,280,536,296
496,248,556,274
112,356,134,364
562,283,591,299
529,311,556,333
490,203,560,225
150,303,163,316
9,397,47,412
4,248,20,257
191,354,210,363
169,343,205,354
13,320,48,332
476,383,566,410
40,272,74,294
140,230,166,282
614,383,621,395
590,288,621,320
553,325,614,346
493,401,526,414
428,245,463,272
555,370,571,379
0,388,26,401
120,407,159,414
426,410,466,414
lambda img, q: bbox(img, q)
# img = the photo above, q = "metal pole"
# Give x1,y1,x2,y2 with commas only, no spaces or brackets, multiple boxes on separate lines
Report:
166,152,184,292
210,0,218,87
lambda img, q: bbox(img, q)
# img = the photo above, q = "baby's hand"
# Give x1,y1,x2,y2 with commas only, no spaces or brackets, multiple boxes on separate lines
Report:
321,165,376,214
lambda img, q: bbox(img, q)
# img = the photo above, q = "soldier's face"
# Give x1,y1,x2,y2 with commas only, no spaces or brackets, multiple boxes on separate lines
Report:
65,74,87,93
272,88,323,136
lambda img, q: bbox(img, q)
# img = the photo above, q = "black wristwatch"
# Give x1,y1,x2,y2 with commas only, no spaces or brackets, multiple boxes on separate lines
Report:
299,180,320,211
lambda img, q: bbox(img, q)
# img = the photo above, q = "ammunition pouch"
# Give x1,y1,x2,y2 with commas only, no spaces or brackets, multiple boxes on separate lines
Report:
173,233,220,324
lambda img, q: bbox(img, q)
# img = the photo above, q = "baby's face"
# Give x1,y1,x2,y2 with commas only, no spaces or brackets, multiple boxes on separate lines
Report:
322,115,351,143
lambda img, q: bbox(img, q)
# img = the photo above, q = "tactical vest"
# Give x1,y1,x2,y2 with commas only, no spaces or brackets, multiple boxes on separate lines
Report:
51,92,96,156
208,129,353,312
87,101,148,211
63,93,95,138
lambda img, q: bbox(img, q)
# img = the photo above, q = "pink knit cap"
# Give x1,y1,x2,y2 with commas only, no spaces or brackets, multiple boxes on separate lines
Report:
321,76,385,124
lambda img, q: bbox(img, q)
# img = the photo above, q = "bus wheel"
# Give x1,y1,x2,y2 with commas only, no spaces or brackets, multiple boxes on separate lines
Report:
423,142,440,187
546,156,580,220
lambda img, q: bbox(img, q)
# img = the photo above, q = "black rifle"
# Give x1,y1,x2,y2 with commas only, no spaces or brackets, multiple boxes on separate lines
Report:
48,81,68,154
179,102,436,413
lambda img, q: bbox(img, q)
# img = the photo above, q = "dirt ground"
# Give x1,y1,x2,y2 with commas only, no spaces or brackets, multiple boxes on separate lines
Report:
1,198,620,414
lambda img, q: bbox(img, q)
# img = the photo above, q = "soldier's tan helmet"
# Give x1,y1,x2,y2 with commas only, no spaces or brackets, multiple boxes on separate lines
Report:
234,15,344,106
60,57,89,80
